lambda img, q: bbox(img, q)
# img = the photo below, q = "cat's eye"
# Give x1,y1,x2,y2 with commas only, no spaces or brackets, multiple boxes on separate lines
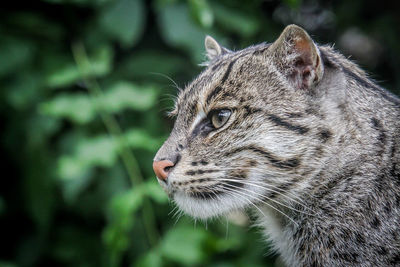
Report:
210,109,232,129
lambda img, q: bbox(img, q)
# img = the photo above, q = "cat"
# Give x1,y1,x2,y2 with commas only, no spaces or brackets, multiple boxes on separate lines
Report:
153,24,400,266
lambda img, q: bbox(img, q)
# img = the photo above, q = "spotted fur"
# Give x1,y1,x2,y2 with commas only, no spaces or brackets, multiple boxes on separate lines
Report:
154,25,400,266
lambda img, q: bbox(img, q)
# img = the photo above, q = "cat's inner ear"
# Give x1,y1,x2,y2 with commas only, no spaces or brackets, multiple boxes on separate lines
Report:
271,24,324,90
205,36,224,60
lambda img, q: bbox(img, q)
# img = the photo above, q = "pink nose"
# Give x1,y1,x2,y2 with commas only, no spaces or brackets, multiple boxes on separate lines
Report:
153,160,175,180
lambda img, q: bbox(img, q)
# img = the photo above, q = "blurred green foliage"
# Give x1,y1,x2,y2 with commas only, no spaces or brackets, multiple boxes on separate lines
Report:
0,0,399,266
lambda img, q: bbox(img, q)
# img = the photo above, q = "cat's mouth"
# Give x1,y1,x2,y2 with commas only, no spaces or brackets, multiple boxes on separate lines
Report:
163,176,241,200
158,177,224,199
159,176,253,219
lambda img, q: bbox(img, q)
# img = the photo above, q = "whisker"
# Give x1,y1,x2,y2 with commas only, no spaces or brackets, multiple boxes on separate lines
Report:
168,205,178,216
170,199,185,225
218,166,315,201
221,186,299,226
219,179,314,216
211,172,308,204
149,72,182,91
225,217,229,240
222,188,297,226
219,177,314,214
220,176,303,202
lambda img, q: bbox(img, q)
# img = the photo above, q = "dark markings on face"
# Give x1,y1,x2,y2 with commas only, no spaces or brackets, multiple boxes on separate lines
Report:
206,86,223,104
183,101,198,126
187,180,223,199
190,118,213,139
221,57,238,84
217,91,235,102
318,129,332,143
185,169,218,176
205,58,239,105
267,114,310,135
224,145,300,170
189,190,221,200
313,145,325,158
287,112,305,118
248,159,257,167
175,178,212,186
251,146,300,169
305,107,318,116
221,179,245,192
228,168,249,179
243,105,262,117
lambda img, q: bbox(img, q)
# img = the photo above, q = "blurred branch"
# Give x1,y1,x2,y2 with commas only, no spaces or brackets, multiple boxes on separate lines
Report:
71,42,159,249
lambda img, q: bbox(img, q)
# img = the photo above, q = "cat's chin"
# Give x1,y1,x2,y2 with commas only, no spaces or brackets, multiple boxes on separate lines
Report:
172,191,246,220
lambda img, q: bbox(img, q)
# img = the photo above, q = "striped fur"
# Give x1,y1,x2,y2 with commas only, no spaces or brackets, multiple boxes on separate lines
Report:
154,25,400,266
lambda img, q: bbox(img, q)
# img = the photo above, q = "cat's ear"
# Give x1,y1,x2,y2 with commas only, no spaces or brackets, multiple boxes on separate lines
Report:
205,36,229,61
271,24,324,90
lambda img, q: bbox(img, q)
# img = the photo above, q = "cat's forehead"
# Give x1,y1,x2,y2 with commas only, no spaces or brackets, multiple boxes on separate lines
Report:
174,43,274,116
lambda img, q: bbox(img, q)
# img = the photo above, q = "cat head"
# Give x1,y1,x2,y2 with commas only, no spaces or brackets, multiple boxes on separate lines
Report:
153,25,337,219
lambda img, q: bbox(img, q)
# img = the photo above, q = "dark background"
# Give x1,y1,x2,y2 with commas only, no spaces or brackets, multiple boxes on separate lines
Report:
1,0,399,266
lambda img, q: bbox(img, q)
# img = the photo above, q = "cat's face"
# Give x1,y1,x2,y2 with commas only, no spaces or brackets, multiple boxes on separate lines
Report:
154,25,328,219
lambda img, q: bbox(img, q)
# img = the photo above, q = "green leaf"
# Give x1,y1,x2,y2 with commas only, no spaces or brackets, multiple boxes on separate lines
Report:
57,135,119,180
39,93,96,124
5,73,42,110
40,82,157,124
75,136,118,167
160,225,210,265
50,226,103,266
144,179,168,204
103,188,145,264
60,168,94,204
157,3,207,63
45,61,80,88
45,45,113,88
212,3,260,37
107,189,144,222
99,0,145,47
100,82,158,112
122,129,163,151
188,0,214,28
0,37,34,78
134,249,162,267
283,0,302,9
119,50,187,79
86,45,114,77
11,12,64,40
